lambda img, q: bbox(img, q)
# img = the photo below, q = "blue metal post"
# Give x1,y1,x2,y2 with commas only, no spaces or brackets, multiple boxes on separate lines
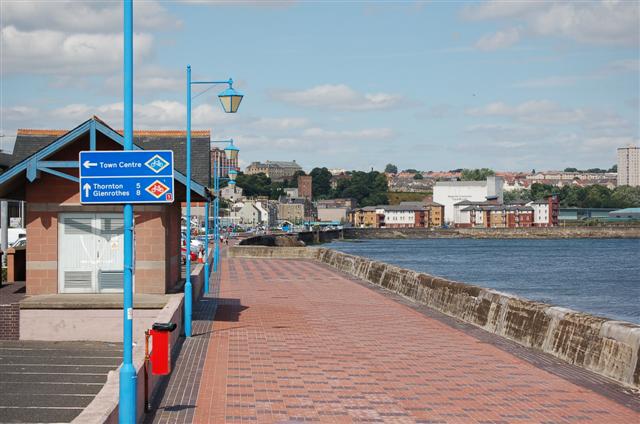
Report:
213,164,220,272
119,0,137,422
204,193,210,292
184,65,193,337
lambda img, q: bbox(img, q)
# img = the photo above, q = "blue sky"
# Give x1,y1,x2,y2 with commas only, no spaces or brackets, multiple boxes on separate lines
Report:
1,0,638,172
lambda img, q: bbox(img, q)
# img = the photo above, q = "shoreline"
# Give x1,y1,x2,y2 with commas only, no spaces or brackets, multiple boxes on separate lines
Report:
343,226,640,239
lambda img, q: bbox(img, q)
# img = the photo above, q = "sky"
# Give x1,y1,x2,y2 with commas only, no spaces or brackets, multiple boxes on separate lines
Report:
1,0,638,172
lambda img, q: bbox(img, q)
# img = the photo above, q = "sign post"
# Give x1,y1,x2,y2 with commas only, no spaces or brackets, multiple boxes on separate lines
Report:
79,150,174,204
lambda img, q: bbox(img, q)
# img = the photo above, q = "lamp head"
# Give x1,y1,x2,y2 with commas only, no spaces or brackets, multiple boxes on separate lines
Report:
224,141,240,161
218,80,243,113
228,169,238,181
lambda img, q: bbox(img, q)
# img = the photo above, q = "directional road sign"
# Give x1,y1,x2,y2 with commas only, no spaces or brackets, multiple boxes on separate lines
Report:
79,150,174,204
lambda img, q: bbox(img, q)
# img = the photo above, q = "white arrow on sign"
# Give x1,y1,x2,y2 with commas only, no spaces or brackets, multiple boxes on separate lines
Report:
83,160,97,169
83,183,91,197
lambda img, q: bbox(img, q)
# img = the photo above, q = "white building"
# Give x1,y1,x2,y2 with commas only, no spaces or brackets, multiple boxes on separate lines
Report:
433,176,503,223
379,205,426,228
230,200,277,227
617,146,640,187
220,185,244,202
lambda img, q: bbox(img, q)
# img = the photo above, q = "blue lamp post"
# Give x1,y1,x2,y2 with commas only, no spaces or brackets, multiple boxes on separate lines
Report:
210,140,239,275
120,1,136,422
185,68,242,337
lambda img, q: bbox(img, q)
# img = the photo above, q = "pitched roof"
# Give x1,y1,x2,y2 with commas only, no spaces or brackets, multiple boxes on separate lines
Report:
10,123,211,187
0,117,210,199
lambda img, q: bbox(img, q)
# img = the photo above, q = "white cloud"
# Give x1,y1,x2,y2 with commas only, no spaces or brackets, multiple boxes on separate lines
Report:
467,100,588,125
0,1,180,77
475,27,520,51
104,66,184,94
462,1,546,21
302,127,395,141
2,1,179,33
463,0,639,46
249,117,312,130
1,26,154,75
270,84,406,111
47,100,238,129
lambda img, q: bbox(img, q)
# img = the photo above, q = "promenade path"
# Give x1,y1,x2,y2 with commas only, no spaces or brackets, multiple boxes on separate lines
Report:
149,257,640,423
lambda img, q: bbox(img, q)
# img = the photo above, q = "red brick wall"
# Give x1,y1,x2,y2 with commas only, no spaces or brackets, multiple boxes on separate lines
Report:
0,303,19,340
23,134,183,295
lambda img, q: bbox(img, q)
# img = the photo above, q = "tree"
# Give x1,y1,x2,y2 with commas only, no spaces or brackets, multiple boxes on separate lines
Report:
333,171,388,207
235,172,272,197
413,173,424,180
283,170,306,188
403,168,419,174
504,189,532,203
384,163,398,174
460,168,495,181
309,167,332,198
609,164,618,172
564,167,579,172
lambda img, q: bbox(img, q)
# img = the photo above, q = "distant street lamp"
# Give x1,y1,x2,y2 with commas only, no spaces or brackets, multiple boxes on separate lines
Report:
185,67,243,338
210,139,239,278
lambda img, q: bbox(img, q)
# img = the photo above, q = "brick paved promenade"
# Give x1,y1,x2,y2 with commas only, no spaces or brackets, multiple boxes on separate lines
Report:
151,257,640,423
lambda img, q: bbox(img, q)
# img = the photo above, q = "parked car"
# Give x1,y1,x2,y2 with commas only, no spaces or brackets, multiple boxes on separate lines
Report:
10,236,26,248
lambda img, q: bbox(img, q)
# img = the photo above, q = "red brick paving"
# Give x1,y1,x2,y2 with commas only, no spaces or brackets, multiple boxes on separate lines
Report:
193,258,639,423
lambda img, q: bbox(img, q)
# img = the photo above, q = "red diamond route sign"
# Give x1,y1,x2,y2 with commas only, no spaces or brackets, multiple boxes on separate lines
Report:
146,180,170,199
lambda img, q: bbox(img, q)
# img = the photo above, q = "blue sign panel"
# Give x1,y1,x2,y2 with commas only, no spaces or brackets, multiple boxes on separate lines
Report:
79,150,174,204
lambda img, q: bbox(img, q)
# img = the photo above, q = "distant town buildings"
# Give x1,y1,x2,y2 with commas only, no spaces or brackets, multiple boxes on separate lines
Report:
617,146,640,187
220,185,244,202
245,160,302,182
316,198,356,224
386,173,435,192
433,176,504,224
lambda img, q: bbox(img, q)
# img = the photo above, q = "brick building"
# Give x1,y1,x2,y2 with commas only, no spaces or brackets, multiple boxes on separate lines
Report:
0,117,210,295
298,174,312,199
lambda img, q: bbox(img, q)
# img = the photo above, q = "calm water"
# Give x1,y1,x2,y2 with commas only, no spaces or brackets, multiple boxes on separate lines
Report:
325,238,640,323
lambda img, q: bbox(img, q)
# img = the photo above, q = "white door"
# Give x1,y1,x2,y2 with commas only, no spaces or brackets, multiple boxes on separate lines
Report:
58,213,124,293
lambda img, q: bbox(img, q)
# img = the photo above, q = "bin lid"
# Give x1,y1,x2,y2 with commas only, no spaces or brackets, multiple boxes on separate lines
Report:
152,322,177,332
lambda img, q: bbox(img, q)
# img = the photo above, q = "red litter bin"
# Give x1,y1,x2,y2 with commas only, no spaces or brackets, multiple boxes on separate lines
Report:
149,322,177,375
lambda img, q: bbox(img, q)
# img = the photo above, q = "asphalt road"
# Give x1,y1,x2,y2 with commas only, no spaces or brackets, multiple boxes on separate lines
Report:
0,340,122,423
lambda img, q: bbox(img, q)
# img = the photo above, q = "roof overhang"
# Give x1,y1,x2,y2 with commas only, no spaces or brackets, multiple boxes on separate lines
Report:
0,117,210,201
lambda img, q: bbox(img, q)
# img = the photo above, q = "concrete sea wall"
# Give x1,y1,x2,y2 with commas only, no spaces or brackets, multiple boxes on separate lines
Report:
229,245,640,389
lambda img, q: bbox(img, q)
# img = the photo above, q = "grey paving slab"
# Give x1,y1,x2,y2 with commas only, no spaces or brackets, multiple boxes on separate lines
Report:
0,394,95,408
0,381,104,395
0,340,121,423
0,372,108,384
0,408,83,423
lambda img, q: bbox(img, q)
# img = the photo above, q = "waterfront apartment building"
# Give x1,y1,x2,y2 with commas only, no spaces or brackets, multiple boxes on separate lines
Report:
433,176,503,224
617,146,640,187
350,206,381,228
530,195,560,227
455,203,534,228
422,201,444,227
245,160,303,182
382,205,428,228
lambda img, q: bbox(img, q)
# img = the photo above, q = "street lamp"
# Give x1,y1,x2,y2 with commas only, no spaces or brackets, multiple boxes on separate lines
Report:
185,67,242,338
210,139,239,278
